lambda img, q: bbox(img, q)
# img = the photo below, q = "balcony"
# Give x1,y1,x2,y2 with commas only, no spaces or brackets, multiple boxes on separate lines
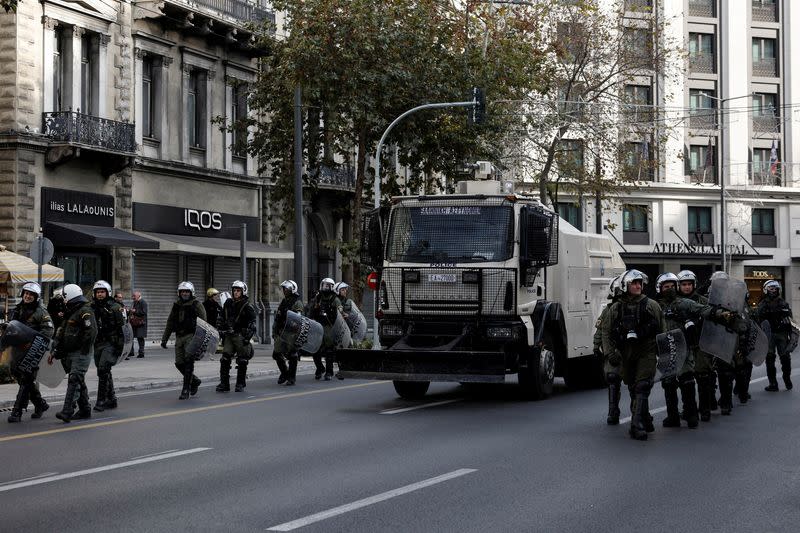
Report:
752,2,777,23
624,0,651,11
191,0,275,23
750,164,783,187
688,0,715,18
689,109,717,130
686,167,717,184
689,52,715,74
42,111,136,175
753,58,777,77
310,164,356,192
753,114,780,133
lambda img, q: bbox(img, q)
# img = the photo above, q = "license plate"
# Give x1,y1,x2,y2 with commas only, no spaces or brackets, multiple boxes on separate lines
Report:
428,274,457,283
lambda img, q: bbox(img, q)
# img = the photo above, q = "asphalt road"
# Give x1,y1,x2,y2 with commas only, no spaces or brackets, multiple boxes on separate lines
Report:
1,359,798,533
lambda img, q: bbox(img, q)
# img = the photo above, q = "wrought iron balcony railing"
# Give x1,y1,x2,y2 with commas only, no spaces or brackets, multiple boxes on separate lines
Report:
752,2,777,23
686,167,717,184
689,52,715,74
310,164,356,191
753,114,780,133
688,0,715,17
624,0,652,11
42,111,136,154
189,0,274,23
753,58,777,77
689,109,717,129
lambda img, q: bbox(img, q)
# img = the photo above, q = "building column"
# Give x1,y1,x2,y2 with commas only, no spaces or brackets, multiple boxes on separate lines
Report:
205,69,215,168
133,47,143,147
41,16,59,113
181,63,191,162
224,78,233,170
159,57,172,160
69,26,84,112
96,34,109,117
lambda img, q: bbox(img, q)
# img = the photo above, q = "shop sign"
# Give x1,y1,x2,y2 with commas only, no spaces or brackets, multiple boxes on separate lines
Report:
133,203,259,240
651,242,747,255
41,188,115,227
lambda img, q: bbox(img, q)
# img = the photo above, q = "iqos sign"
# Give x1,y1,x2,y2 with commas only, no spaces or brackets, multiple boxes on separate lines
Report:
184,209,222,232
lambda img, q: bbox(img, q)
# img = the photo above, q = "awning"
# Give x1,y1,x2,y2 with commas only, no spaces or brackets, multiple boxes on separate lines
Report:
0,245,64,283
45,222,160,249
135,232,293,260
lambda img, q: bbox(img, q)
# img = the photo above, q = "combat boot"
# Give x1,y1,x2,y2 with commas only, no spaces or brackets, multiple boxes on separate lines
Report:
606,381,621,425
781,355,793,390
697,374,711,422
190,375,201,396
274,355,289,385
56,377,80,423
216,358,231,392
629,398,648,441
324,355,334,381
235,361,247,392
71,407,92,420
179,372,192,400
679,379,699,429
104,374,118,409
718,372,734,416
709,372,719,410
93,372,108,412
7,384,29,423
662,381,681,428
783,372,793,391
29,384,49,419
313,354,324,380
286,357,298,386
765,357,779,391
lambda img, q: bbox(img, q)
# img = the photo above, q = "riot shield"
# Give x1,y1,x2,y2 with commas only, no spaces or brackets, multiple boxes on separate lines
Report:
0,320,52,375
330,312,352,349
282,311,324,354
742,320,769,366
186,318,220,361
220,291,231,309
698,277,748,364
37,358,66,389
788,319,800,354
344,302,367,342
655,328,688,382
117,322,134,365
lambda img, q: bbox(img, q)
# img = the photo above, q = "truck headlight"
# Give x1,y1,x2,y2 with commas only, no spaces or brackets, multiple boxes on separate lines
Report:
381,323,404,337
462,270,480,284
486,327,512,339
403,270,420,283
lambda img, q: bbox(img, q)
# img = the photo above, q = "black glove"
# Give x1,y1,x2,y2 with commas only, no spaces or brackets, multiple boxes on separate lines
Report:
593,347,603,359
161,341,168,349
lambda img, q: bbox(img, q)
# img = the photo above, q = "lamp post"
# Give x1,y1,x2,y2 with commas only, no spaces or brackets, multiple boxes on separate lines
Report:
699,92,753,272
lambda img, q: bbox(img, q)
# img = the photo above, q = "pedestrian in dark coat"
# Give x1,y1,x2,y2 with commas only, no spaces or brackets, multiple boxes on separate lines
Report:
128,291,148,358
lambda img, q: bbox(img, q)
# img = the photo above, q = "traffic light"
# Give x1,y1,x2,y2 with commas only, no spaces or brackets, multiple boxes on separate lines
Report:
469,87,486,125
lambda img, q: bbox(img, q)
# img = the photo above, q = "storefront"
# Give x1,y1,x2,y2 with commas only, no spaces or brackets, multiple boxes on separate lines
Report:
41,187,158,294
743,266,784,308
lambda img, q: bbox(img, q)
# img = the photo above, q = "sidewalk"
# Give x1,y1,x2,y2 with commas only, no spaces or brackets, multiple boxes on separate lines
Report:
0,345,319,409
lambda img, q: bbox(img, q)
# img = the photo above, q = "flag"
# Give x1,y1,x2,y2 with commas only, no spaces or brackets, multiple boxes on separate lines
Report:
769,139,779,176
702,138,713,181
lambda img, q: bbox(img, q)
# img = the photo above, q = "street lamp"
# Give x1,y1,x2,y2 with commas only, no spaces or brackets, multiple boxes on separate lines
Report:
698,91,754,272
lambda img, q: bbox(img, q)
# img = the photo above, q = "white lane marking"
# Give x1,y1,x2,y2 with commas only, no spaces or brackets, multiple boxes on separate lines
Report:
0,472,59,487
380,399,461,415
266,468,477,531
617,373,789,424
130,449,180,460
0,447,211,493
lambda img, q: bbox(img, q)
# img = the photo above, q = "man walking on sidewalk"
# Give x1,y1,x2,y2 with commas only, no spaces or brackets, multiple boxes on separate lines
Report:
161,282,206,400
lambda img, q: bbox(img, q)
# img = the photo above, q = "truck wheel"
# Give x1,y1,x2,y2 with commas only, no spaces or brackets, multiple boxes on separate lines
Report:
393,381,430,400
518,346,554,400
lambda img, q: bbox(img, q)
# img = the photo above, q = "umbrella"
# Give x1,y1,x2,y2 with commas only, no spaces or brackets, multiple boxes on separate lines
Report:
0,245,64,283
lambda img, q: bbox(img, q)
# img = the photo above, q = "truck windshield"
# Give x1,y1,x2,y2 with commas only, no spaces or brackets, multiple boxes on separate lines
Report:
386,204,514,263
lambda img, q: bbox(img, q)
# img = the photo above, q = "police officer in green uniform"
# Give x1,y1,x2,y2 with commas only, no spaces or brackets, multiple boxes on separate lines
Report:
161,281,207,400
91,280,125,412
593,275,623,425
602,270,666,441
308,278,343,380
7,282,54,422
272,280,305,386
677,270,716,421
216,280,258,393
53,284,97,423
757,280,794,392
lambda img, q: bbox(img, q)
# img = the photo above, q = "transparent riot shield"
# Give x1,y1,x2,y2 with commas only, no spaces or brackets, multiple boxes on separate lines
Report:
282,311,324,354
330,312,352,349
187,318,220,361
788,319,800,354
742,319,769,366
0,320,52,375
37,358,66,389
116,322,134,365
698,276,748,364
220,291,231,309
344,302,367,342
655,328,688,382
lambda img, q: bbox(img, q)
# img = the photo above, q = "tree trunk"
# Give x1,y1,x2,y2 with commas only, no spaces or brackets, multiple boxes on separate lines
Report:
350,126,369,306
538,124,570,204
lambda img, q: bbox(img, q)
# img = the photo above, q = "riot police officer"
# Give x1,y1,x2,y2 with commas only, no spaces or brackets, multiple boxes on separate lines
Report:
273,280,305,386
52,284,97,423
161,281,207,400
308,278,343,380
602,270,666,441
7,282,54,422
215,281,258,393
757,280,794,392
47,287,66,331
91,280,126,412
593,275,623,425
678,270,715,421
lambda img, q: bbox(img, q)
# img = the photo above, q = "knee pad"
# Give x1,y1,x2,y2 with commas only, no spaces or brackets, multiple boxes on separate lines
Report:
67,373,82,386
678,372,695,386
220,356,232,367
605,372,621,386
236,358,249,368
635,379,652,396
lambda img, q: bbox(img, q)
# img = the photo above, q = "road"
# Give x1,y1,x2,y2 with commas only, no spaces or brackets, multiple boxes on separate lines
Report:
1,361,798,533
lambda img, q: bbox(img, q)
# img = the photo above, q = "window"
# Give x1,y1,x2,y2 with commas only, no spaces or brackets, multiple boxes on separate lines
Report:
752,208,776,247
80,34,93,115
623,204,649,245
688,33,715,73
53,28,64,111
556,202,582,230
689,89,716,129
557,139,584,179
752,146,781,185
752,0,778,23
231,83,248,158
752,37,777,77
187,70,205,148
624,140,653,181
688,143,716,183
752,93,778,133
688,206,713,245
623,27,652,63
142,56,154,138
624,85,652,123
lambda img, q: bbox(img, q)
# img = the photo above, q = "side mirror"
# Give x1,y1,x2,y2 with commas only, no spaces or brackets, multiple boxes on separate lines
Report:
519,205,558,269
361,207,386,270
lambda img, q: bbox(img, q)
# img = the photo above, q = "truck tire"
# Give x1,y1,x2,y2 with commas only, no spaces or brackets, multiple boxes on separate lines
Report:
393,380,430,400
518,346,554,400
